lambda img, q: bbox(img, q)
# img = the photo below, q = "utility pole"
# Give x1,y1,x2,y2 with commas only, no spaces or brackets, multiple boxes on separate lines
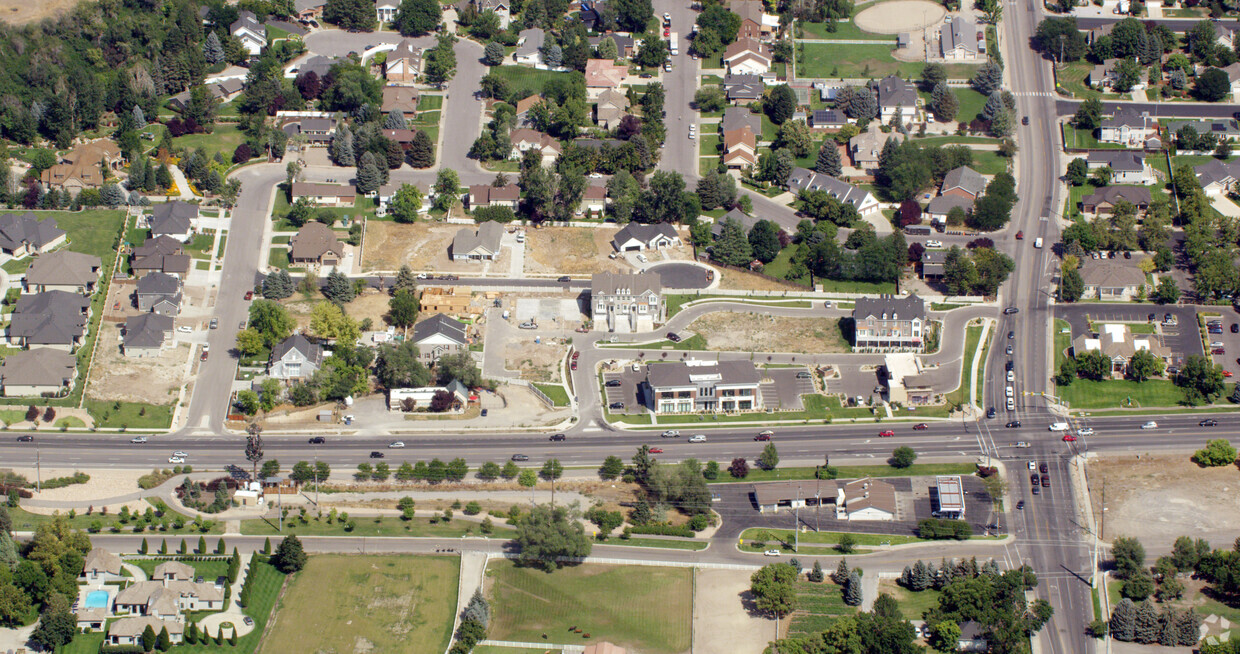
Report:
35,443,41,493
794,485,800,553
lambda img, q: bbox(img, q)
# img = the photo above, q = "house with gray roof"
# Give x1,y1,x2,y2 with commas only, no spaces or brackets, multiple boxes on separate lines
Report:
869,75,918,122
0,348,76,397
852,294,926,351
723,73,764,102
123,313,174,358
612,223,681,251
148,202,198,241
411,314,468,364
940,166,987,200
24,251,101,294
135,272,183,316
940,16,978,59
785,168,880,216
644,360,762,413
920,250,947,279
925,194,974,224
8,291,91,351
269,334,324,380
451,220,505,261
711,208,761,239
1086,151,1153,185
289,222,343,268
131,236,191,279
515,28,546,65
231,10,266,57
722,107,762,136
591,271,663,333
1081,186,1151,215
1193,158,1240,196
1099,108,1156,146
0,212,66,257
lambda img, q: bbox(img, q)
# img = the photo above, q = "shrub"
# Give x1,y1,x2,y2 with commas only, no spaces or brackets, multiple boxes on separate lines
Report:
627,523,694,537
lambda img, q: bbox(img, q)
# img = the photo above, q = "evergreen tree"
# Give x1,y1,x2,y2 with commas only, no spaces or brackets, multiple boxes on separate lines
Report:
930,82,959,121
843,572,862,606
330,123,354,166
912,559,931,590
203,32,225,65
156,164,172,190
132,104,147,129
1159,608,1179,646
406,130,434,168
900,565,913,587
264,537,272,555
971,61,1004,95
156,626,171,651
1111,598,1137,641
272,534,307,573
809,560,824,582
356,151,382,195
832,558,850,585
711,218,752,266
142,624,158,650
101,183,125,207
323,269,356,304
1134,599,1160,644
384,110,407,130
815,140,842,176
263,270,295,299
139,537,148,555
1177,607,1202,646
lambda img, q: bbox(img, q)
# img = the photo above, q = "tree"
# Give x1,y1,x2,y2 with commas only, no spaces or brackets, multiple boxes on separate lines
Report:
539,459,564,481
694,86,726,113
614,0,653,33
775,120,812,158
711,218,753,266
388,290,419,332
596,36,618,61
1152,277,1180,304
729,457,749,478
923,63,947,88
634,30,668,68
1197,67,1231,102
758,442,780,470
322,270,355,305
245,424,264,483
765,84,797,125
929,620,962,652
374,340,432,389
1111,598,1137,641
979,0,1002,23
1066,158,1088,186
1134,599,1160,643
1113,536,1146,580
29,594,75,651
272,534,307,573
600,455,625,480
971,61,1003,95
1058,267,1084,302
203,31,225,65
1194,439,1238,467
843,571,863,605
356,151,383,195
930,82,959,122
891,446,917,468
748,220,782,263
406,130,435,168
515,505,591,571
815,140,842,176
435,352,484,387
1073,97,1103,131
1128,350,1164,382
750,563,798,617
309,301,360,342
262,270,294,300
1178,354,1226,404
325,0,377,30
394,0,441,35
1121,571,1155,600
1035,17,1088,61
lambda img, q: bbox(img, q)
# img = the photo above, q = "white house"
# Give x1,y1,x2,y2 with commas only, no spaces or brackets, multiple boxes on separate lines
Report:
81,548,124,583
515,28,545,65
871,75,919,122
375,0,399,24
785,168,881,216
722,38,771,75
611,223,681,252
231,11,266,57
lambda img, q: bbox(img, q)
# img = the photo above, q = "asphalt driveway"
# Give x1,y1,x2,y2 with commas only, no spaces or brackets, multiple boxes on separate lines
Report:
647,262,712,290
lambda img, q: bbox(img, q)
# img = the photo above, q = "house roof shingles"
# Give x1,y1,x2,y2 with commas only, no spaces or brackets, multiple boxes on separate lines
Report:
290,222,344,261
25,251,100,288
412,314,468,344
9,291,90,346
124,313,174,349
0,348,76,389
0,213,65,253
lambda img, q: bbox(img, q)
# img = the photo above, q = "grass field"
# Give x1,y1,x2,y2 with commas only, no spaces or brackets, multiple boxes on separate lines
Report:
172,124,246,163
5,507,220,534
709,461,977,484
534,382,571,406
239,514,513,537
492,66,577,99
54,210,126,264
787,580,857,638
129,557,230,581
1058,377,1187,408
1056,61,1102,100
799,42,976,79
263,555,457,654
798,18,895,41
486,560,692,654
971,150,1009,176
945,324,983,408
877,579,942,621
83,399,175,430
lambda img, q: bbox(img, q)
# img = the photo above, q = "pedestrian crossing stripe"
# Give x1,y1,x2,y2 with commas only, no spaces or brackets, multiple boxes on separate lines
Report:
1012,91,1056,97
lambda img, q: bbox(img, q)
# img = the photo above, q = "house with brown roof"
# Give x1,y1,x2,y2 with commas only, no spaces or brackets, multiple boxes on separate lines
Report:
382,85,420,119
291,182,356,206
289,222,344,268
723,127,757,169
580,185,607,214
40,140,123,195
508,129,562,165
466,184,520,210
81,547,124,583
585,59,630,99
385,39,423,83
24,251,101,294
382,128,420,149
1077,259,1147,300
514,95,543,126
594,88,631,130
1072,322,1170,373
731,0,778,40
722,38,771,75
1080,186,1151,215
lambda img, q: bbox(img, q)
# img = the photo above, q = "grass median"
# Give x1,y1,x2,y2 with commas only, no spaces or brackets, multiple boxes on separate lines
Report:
707,462,977,484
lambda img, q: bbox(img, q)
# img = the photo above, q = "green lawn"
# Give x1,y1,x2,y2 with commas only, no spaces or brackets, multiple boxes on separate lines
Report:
491,66,578,99
878,580,943,621
84,400,174,431
59,631,106,654
1058,378,1187,409
261,555,456,654
741,528,925,547
945,324,983,408
239,514,513,538
911,135,999,148
699,133,721,156
788,579,858,638
185,232,215,259
268,248,290,270
172,124,246,163
417,94,445,111
486,560,692,654
2,257,32,274
54,210,127,263
799,42,976,79
708,462,977,484
6,506,222,535
534,382,570,406
129,557,231,581
1054,318,1072,369
1056,61,1102,99
971,150,1009,176
1063,125,1124,150
798,18,895,41
763,245,811,286
955,88,989,124
606,537,708,551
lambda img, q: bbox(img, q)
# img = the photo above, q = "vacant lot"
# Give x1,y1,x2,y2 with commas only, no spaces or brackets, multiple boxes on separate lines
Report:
1088,454,1240,552
787,579,857,639
281,292,395,333
486,560,692,654
523,227,629,275
0,0,78,24
717,267,812,292
686,313,848,354
877,579,942,622
504,338,568,382
362,220,505,273
87,324,189,406
263,555,458,654
694,568,773,654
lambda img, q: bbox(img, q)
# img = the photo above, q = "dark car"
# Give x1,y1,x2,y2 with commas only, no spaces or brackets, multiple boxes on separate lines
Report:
609,401,625,410
605,379,623,387
1030,473,1039,485
1016,500,1024,509
1003,307,1019,315
511,454,530,461
16,435,33,442
370,451,385,458
639,73,654,79
1040,474,1050,487
308,436,326,444
1233,324,1239,333
1007,331,1015,339
667,332,682,342
550,433,566,441
481,408,488,417
558,276,571,282
1006,420,1021,428
1022,116,1029,125
913,423,928,430
1031,484,1040,495
1006,360,1014,371
1148,313,1157,321
1039,462,1048,473
1200,419,1219,426
986,407,996,419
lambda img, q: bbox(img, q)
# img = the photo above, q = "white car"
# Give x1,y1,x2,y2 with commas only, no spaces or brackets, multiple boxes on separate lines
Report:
688,129,695,139
416,272,430,280
663,11,671,21
661,430,681,438
1141,421,1158,429
1006,397,1015,411
763,549,781,557
1006,370,1014,382
588,172,603,179
172,451,188,458
388,441,406,448
1028,461,1036,470
664,62,672,72
1005,386,1014,397
1078,427,1094,436
177,325,193,333
130,436,148,443
689,434,707,443
168,456,185,464
926,240,943,248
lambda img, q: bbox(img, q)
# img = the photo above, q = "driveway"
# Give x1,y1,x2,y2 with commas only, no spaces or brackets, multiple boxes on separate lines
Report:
647,261,713,290
303,29,410,57
197,552,256,638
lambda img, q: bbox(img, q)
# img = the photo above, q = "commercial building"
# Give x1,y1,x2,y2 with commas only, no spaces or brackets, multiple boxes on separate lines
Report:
752,478,897,520
934,475,965,519
644,360,762,413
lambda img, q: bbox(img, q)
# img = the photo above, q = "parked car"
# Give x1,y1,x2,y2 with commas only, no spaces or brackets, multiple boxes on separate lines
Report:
605,379,622,387
244,291,254,300
1008,330,1015,339
518,321,538,329
1041,474,1050,487
1007,370,1015,382
796,371,811,379
209,318,218,329
1031,484,1040,495
1016,500,1024,509
1212,348,1226,355
1015,231,1023,240
925,240,943,248
511,454,530,461
1022,116,1029,125
1006,345,1013,355
481,409,488,417
1030,473,1039,485
177,325,193,333
1233,324,1239,333
667,332,682,342
1028,461,1036,470
608,402,625,410
243,616,254,627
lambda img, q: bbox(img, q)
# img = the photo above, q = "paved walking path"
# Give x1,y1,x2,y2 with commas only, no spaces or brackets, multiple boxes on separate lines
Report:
446,551,489,654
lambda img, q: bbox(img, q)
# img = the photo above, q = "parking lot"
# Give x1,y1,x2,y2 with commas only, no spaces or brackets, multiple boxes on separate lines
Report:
1055,304,1204,369
760,368,815,410
598,362,816,415
600,362,647,414
1201,311,1240,378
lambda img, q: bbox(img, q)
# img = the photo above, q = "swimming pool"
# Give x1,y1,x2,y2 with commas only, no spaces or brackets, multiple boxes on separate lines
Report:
84,590,110,609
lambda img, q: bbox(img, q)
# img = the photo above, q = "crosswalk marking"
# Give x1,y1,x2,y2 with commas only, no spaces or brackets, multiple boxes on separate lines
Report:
1012,91,1056,97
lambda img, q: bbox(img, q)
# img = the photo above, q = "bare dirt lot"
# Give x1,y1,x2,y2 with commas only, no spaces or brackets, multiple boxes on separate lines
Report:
504,337,569,382
854,0,945,33
281,290,396,331
87,324,189,406
1089,454,1240,552
362,220,509,274
685,313,849,354
524,226,631,275
693,568,775,654
0,0,79,25
718,268,812,292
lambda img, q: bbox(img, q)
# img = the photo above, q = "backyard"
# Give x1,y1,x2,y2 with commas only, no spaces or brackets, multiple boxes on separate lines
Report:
486,560,692,654
798,43,977,80
171,124,247,164
491,66,577,99
262,555,458,654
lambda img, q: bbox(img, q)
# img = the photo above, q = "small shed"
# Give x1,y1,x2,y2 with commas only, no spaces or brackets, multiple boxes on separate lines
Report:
317,410,334,422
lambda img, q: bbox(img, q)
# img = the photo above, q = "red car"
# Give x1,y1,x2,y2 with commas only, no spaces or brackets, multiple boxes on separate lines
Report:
1062,434,1077,442
1225,371,1234,378
244,291,254,300
879,430,895,437
571,351,580,360
663,27,670,37
912,423,928,430
649,447,664,454
570,361,578,370
1212,348,1226,355
1015,231,1024,240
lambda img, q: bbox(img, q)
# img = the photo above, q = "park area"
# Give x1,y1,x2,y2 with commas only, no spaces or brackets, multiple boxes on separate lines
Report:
486,560,693,654
262,555,459,654
798,42,978,80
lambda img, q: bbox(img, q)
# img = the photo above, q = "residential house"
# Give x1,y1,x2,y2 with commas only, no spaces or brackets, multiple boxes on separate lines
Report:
731,0,779,40
471,0,510,28
722,38,771,75
940,165,987,200
168,80,245,112
410,314,468,364
1193,158,1240,196
296,0,325,21
580,184,607,214
282,117,337,145
1219,25,1236,49
940,16,978,59
612,222,680,251
8,291,91,351
148,201,199,242
382,128,420,149
1086,150,1153,185
0,212,66,257
1224,62,1240,98
289,222,344,268
584,59,629,98
785,168,881,216
113,559,221,612
269,334,325,379
870,75,918,122
39,140,123,195
594,88,631,129
515,28,546,66
106,616,185,648
375,0,399,24
0,348,76,397
291,182,356,206
509,129,562,165
1164,119,1240,146
123,312,174,358
957,621,989,652
231,10,266,57
591,271,663,333
723,73,764,102
291,55,343,79
451,220,505,260
1076,259,1148,300
920,249,947,279
851,294,926,351
722,107,762,136
588,33,637,59
381,86,420,119
82,548,124,583
385,39,423,83
466,184,520,210
1072,322,1169,373
924,194,974,225
24,251,102,294
1081,185,1152,214
130,234,184,257
514,95,543,126
722,127,758,169
809,109,849,131
578,0,608,31
377,181,432,213
1089,58,1120,88
644,359,762,413
711,208,760,239
1098,108,1156,146
135,272,183,316
850,128,903,171
419,287,472,316
131,244,191,280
